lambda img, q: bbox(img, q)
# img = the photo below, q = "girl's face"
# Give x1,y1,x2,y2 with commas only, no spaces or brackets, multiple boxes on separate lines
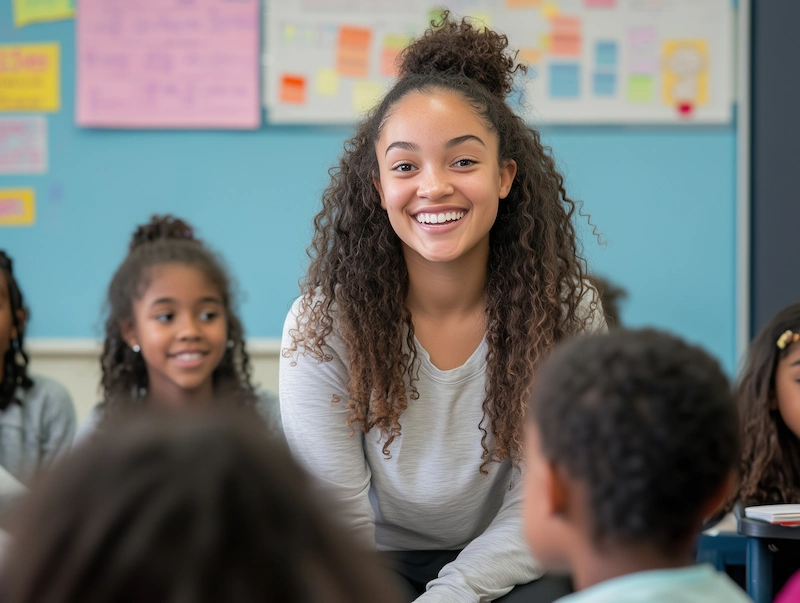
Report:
373,90,516,267
122,263,228,407
775,340,800,439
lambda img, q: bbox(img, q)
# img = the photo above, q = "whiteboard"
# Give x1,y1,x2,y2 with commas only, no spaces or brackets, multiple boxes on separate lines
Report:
264,0,733,125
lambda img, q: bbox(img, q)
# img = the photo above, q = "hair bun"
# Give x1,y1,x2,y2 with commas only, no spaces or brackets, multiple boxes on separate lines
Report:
129,215,197,252
398,11,524,99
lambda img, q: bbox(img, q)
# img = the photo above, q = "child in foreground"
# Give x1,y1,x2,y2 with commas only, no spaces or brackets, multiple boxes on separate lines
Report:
0,411,399,603
524,329,750,602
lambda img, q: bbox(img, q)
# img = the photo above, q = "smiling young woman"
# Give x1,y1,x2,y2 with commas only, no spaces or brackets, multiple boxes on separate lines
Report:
281,13,604,603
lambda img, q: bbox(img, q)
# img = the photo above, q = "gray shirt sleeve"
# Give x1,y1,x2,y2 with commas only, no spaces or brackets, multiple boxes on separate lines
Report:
279,301,376,546
38,380,77,464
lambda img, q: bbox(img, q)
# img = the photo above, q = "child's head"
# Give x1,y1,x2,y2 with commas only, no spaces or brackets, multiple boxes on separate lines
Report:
730,301,800,508
295,12,591,466
101,215,253,411
0,251,33,410
0,411,400,603
585,274,627,328
524,329,738,575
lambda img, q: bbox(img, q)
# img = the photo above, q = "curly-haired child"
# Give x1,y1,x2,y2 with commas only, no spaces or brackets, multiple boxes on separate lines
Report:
525,329,748,603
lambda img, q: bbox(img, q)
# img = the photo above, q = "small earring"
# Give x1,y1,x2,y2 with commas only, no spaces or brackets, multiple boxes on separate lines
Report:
132,344,141,353
227,340,235,349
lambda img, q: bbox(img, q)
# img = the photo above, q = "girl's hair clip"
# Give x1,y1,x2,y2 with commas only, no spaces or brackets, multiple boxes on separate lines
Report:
776,330,800,350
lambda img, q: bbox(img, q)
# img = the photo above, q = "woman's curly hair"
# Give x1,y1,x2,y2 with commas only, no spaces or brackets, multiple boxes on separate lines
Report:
725,301,800,511
100,215,256,416
0,251,33,411
286,13,595,466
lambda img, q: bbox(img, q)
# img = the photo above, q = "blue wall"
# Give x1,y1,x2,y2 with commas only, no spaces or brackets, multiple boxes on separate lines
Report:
0,6,738,372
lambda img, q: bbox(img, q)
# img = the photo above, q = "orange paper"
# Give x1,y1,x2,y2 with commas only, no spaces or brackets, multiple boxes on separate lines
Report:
336,26,372,78
550,16,582,57
279,74,306,104
507,0,542,6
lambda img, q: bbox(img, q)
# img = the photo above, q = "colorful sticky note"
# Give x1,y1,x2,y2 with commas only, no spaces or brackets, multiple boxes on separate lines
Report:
381,34,408,77
519,47,543,65
507,0,542,7
0,44,60,112
542,1,560,19
584,0,616,7
628,26,657,47
550,17,581,57
549,64,580,98
352,80,383,114
0,116,47,174
595,41,618,67
0,188,35,227
76,0,260,129
662,39,709,106
593,72,616,96
336,26,372,78
13,0,73,27
315,68,339,97
279,74,306,104
627,75,654,103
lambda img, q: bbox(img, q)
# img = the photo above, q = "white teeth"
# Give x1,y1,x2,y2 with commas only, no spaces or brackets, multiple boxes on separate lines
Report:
415,211,466,224
175,353,202,361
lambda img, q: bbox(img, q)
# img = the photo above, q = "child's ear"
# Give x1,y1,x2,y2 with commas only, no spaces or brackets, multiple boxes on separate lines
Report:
11,308,26,339
545,461,570,517
373,174,387,210
701,471,737,520
499,159,518,200
120,319,138,350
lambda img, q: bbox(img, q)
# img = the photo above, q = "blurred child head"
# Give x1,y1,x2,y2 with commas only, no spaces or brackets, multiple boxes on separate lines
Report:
524,329,738,584
0,411,400,603
729,301,800,508
0,251,32,410
585,274,627,328
101,215,254,412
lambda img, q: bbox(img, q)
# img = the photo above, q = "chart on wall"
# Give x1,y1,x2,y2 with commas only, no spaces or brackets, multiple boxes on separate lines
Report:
264,0,733,125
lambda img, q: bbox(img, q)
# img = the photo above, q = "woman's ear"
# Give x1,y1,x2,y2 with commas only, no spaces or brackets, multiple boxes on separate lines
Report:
499,159,517,200
373,174,387,210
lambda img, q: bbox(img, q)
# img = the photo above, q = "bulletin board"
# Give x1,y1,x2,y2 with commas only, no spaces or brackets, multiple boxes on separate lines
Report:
264,0,734,125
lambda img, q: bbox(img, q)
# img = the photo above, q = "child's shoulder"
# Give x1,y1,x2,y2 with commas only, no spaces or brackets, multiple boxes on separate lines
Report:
19,374,74,407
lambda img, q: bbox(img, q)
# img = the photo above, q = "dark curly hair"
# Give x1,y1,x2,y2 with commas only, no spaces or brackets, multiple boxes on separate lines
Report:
0,411,401,603
725,302,800,511
529,329,738,553
285,12,595,466
100,215,255,415
586,274,627,328
0,251,33,411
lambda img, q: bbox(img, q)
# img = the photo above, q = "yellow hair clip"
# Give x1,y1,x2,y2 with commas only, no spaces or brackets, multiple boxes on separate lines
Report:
776,330,800,350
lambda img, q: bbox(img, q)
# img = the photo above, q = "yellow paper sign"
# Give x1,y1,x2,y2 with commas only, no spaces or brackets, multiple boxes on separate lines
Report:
352,81,383,114
0,188,35,226
542,1,561,19
0,44,61,112
316,68,339,97
13,0,74,27
662,39,709,106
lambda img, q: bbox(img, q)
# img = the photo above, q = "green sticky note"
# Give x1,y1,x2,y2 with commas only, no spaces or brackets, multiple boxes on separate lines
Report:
627,75,654,103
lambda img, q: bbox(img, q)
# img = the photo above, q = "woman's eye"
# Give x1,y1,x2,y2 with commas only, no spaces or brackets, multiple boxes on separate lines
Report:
453,159,475,168
393,163,414,172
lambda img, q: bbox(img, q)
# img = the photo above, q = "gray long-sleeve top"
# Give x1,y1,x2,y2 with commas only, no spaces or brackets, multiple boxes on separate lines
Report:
280,294,605,602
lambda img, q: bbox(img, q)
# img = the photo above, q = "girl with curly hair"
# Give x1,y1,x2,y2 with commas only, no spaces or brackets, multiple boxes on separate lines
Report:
727,301,800,510
0,251,75,502
76,215,281,441
281,13,604,602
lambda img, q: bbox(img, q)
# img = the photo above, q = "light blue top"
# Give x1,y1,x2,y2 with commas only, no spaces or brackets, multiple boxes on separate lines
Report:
0,373,76,484
557,565,752,603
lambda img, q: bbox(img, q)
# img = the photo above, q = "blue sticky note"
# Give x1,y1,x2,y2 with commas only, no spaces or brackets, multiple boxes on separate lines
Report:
595,41,618,67
593,72,616,96
549,64,580,98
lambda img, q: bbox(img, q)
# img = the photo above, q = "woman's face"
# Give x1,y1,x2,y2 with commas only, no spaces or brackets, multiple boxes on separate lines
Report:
373,89,516,267
774,340,800,439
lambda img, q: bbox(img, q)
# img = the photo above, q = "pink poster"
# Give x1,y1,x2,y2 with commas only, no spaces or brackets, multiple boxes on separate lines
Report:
76,0,260,129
